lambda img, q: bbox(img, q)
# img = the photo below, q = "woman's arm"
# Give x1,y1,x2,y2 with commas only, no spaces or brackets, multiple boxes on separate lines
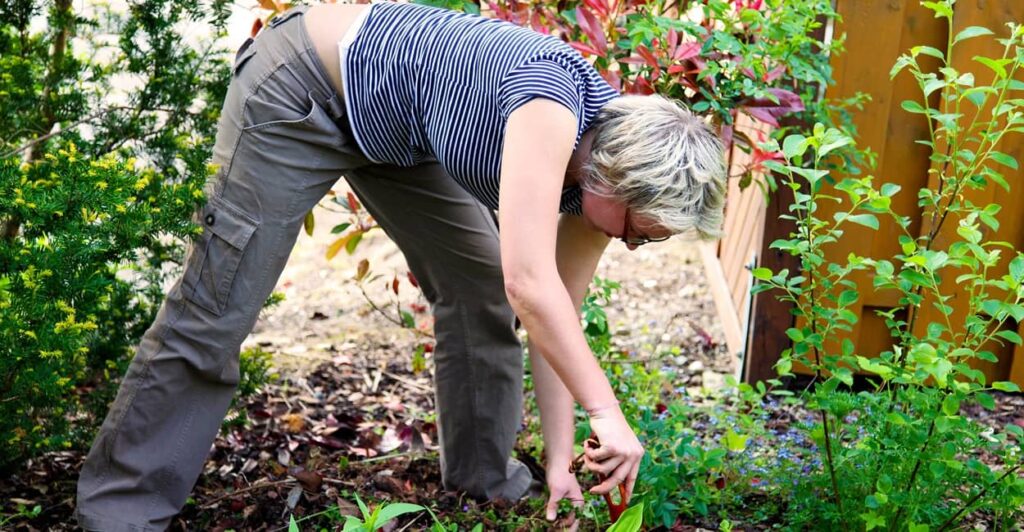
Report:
530,214,610,468
498,98,616,413
499,98,643,497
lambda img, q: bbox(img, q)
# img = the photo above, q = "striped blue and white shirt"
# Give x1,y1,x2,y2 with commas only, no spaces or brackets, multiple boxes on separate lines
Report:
342,1,621,214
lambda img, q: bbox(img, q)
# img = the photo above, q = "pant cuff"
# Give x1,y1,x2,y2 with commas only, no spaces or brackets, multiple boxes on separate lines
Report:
75,509,157,532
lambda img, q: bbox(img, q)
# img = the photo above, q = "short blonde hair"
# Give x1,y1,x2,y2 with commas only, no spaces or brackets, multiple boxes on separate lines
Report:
582,95,727,240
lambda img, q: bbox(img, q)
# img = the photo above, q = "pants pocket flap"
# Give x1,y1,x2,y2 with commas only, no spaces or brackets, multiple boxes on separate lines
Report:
202,195,259,249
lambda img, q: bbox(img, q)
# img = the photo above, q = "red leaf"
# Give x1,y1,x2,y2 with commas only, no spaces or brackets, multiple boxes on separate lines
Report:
720,124,734,149
406,271,419,288
346,191,360,212
569,41,602,57
576,7,607,55
619,56,648,65
599,68,622,91
673,41,701,62
763,64,786,83
583,0,610,18
530,12,549,34
742,88,805,127
628,76,655,95
636,44,659,70
250,18,263,38
392,276,400,295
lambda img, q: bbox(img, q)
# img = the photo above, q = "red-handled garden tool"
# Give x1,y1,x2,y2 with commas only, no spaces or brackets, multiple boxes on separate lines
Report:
569,435,629,523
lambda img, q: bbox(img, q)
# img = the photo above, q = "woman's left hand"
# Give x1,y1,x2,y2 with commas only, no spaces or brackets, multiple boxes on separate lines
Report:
545,465,584,531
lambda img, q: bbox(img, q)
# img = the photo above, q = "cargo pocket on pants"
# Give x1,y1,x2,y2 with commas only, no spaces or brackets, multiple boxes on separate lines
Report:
182,194,259,316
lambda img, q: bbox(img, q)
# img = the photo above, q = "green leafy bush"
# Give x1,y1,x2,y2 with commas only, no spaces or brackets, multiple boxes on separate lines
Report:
0,0,230,470
750,2,1024,526
0,146,206,467
223,346,280,430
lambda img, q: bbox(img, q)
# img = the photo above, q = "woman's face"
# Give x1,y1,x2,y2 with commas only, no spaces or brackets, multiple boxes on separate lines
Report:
580,186,672,250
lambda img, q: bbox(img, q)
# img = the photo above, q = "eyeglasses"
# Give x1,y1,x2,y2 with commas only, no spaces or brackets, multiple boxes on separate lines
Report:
621,207,670,247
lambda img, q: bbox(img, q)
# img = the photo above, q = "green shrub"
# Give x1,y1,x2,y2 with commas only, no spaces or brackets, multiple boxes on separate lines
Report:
223,346,279,430
0,146,207,467
0,0,231,470
751,3,1024,526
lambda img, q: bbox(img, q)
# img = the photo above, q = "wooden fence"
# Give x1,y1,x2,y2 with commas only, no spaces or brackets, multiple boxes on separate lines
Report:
704,0,1024,386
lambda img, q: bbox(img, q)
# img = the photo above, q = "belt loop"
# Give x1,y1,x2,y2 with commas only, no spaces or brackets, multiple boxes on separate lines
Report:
268,5,308,28
323,92,346,121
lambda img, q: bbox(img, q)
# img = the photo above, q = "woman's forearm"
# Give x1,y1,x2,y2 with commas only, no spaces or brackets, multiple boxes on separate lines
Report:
529,338,576,467
506,272,617,411
506,215,614,412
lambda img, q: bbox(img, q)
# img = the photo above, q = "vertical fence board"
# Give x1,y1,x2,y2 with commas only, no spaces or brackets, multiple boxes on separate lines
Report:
727,0,1023,386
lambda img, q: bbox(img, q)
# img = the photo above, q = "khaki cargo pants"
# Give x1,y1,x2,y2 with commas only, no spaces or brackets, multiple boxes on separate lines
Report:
75,7,531,531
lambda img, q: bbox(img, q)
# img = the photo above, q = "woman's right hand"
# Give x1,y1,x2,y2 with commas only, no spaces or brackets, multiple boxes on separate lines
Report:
583,406,644,501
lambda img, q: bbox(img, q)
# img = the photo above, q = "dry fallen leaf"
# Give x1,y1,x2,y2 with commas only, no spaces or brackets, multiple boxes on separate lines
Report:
280,413,305,433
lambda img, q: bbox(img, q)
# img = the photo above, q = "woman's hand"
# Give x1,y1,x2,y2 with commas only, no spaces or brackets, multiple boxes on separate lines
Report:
545,464,584,531
584,406,644,500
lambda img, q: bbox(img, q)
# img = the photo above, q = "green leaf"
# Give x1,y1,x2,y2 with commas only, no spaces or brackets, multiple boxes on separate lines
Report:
304,210,315,236
775,357,793,376
955,26,994,44
346,232,364,254
858,356,893,378
996,330,1022,345
373,503,425,530
606,502,644,532
846,214,880,230
289,515,300,532
921,1,953,18
1010,255,1024,282
973,55,1009,79
922,78,946,97
838,289,859,307
942,395,960,416
861,511,887,530
786,328,805,342
912,45,945,60
356,494,370,520
752,267,773,281
401,310,416,328
725,428,749,452
880,183,901,197
962,86,992,107
343,517,364,532
901,100,928,114
330,222,352,235
976,392,995,410
908,523,930,532
818,131,853,157
886,412,908,425
899,269,932,287
993,381,1021,392
989,151,1019,170
782,134,809,160
834,367,854,387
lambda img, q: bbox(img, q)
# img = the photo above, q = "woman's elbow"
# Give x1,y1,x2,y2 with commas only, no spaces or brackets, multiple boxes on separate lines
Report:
503,272,545,318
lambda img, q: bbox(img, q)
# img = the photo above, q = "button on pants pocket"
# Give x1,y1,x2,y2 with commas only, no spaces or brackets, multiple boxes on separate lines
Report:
181,194,259,316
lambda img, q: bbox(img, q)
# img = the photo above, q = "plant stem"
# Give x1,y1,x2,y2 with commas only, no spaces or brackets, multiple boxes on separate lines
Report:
889,400,941,528
357,284,433,338
819,408,845,525
937,465,1021,531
